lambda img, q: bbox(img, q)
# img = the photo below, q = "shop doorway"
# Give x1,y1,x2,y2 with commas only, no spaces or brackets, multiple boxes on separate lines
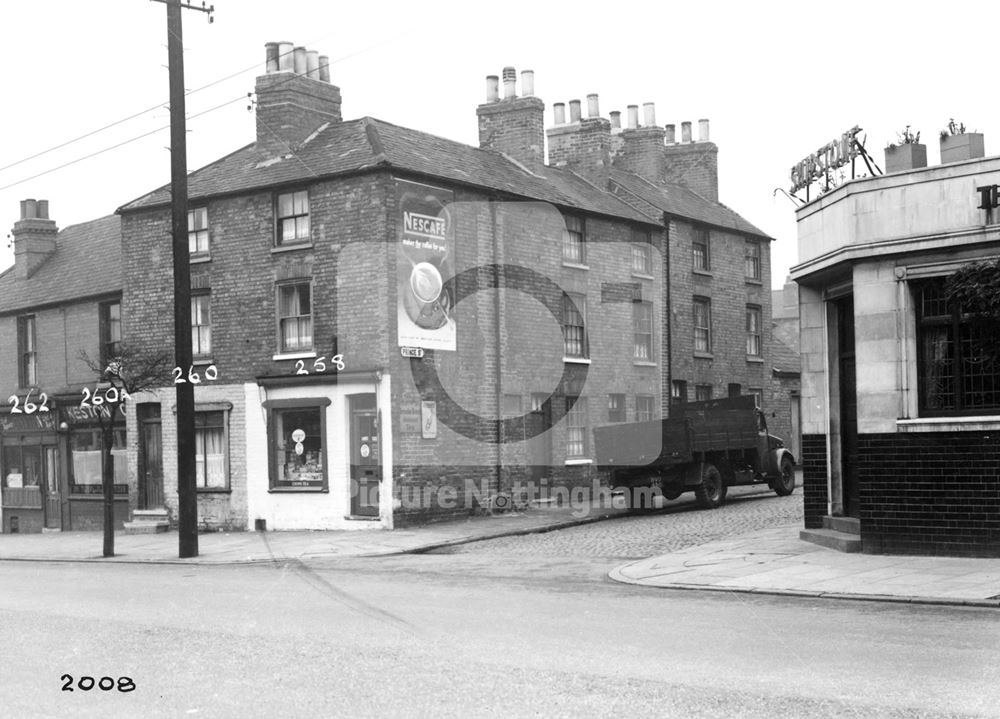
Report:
138,405,163,510
349,394,380,517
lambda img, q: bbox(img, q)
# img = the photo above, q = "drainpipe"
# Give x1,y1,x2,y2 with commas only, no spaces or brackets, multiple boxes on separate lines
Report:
663,212,673,415
492,198,503,497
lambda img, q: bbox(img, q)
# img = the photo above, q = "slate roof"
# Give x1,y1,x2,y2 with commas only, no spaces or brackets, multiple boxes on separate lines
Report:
0,214,121,315
608,169,772,240
118,117,656,226
770,336,801,376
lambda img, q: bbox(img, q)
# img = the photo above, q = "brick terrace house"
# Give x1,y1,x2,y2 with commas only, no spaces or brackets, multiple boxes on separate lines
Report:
793,132,1000,556
114,43,784,531
0,201,129,533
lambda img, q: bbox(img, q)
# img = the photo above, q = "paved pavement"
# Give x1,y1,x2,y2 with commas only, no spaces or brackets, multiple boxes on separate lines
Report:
2,481,999,608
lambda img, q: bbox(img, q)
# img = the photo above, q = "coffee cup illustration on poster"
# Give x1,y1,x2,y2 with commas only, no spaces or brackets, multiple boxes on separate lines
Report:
396,178,456,351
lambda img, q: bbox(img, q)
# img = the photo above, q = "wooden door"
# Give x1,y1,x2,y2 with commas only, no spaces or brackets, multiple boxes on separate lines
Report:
138,405,164,509
528,393,552,483
349,394,380,517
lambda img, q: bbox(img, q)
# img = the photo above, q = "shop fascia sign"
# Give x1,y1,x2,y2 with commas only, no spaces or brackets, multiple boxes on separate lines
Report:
790,126,861,194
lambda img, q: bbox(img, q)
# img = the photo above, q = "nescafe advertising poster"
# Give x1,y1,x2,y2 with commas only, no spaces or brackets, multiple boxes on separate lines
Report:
396,179,456,351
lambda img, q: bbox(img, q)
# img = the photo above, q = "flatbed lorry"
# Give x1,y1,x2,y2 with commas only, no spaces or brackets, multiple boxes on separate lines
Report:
593,395,796,509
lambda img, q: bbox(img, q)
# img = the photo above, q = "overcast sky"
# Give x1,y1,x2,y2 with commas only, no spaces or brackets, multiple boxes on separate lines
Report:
2,1,998,290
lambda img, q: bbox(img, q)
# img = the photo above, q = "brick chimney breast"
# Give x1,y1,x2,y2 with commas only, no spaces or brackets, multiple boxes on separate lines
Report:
12,199,58,279
254,41,342,156
476,67,546,167
546,93,611,183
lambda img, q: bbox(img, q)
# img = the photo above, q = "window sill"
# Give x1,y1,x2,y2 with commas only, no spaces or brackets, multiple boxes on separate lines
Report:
344,514,381,522
564,458,593,466
693,269,712,277
192,357,215,366
746,356,764,364
268,487,329,493
273,351,317,361
197,488,232,494
563,357,592,365
897,416,1000,433
633,360,657,367
694,352,714,360
562,261,590,271
631,272,654,281
190,255,212,264
745,277,763,285
271,242,314,254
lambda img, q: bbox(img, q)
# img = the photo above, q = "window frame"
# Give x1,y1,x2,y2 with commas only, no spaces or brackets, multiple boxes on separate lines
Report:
565,396,589,459
633,300,654,362
275,189,311,246
745,239,761,281
608,393,626,422
99,301,122,368
188,206,210,257
276,280,314,354
191,292,212,359
194,409,229,491
562,292,589,360
17,314,37,388
694,297,712,354
692,226,710,273
631,228,652,276
265,398,331,491
562,215,586,266
671,380,687,404
746,304,762,357
635,395,655,422
695,384,713,402
914,278,1000,416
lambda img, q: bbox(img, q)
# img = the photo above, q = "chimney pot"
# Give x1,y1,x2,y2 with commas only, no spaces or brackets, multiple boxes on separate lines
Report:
265,42,280,73
502,66,516,98
521,70,534,97
486,75,500,102
609,111,621,130
627,105,639,130
37,200,49,220
665,124,676,143
318,55,330,83
569,99,581,123
643,102,656,127
553,102,566,125
21,199,37,219
293,46,307,75
306,50,320,80
277,42,294,71
698,118,710,142
586,94,600,119
681,121,692,143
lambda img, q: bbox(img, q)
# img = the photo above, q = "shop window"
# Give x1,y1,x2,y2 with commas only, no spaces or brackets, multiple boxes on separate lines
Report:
562,215,586,265
635,395,655,422
565,396,588,458
99,301,122,366
268,400,329,490
188,207,209,256
745,240,761,280
562,293,588,359
746,305,762,357
694,297,712,353
693,227,710,272
915,278,1000,415
69,429,127,494
608,393,626,422
277,282,313,353
192,293,212,358
634,301,653,361
195,411,228,490
17,315,36,387
276,190,310,245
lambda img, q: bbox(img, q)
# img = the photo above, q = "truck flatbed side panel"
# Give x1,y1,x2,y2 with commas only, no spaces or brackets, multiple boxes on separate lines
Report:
593,418,691,468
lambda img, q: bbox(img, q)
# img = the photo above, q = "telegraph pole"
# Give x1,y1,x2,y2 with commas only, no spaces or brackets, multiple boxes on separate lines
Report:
152,0,214,558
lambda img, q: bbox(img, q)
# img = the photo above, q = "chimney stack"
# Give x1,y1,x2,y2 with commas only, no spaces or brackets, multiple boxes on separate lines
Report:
658,117,719,201
12,199,58,280
477,65,546,167
254,41,342,156
546,92,611,181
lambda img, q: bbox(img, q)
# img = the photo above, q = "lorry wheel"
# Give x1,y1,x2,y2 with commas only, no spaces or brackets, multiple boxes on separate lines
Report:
773,457,796,496
695,464,726,509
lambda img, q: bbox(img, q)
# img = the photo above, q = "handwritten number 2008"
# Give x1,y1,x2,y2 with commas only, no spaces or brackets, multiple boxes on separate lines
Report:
173,364,219,384
8,389,50,414
60,674,135,692
295,355,345,375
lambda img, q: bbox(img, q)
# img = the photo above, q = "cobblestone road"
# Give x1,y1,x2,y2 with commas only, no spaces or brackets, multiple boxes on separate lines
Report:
450,484,803,559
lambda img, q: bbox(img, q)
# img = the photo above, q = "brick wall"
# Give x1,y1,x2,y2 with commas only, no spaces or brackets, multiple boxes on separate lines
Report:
476,96,546,167
546,118,612,181
857,432,1000,557
801,433,828,528
662,142,719,202
615,127,666,184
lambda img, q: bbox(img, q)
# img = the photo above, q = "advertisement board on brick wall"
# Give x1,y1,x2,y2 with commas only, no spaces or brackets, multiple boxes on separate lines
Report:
395,178,456,351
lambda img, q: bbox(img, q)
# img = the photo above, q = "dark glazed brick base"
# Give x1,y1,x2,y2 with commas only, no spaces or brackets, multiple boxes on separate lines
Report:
857,432,1000,557
801,434,828,529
